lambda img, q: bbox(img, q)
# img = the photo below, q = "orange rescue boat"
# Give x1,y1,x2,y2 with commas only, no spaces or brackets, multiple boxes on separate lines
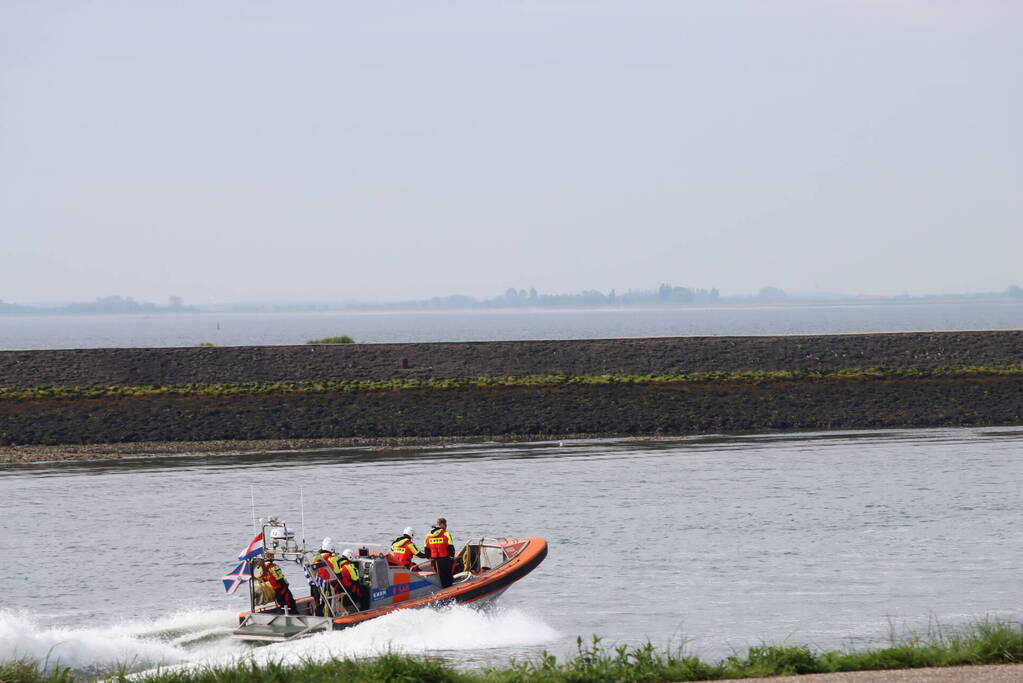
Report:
232,520,547,642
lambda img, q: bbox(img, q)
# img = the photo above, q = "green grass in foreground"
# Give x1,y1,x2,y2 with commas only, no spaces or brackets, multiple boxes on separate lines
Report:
2,365,1022,400
5,620,1023,682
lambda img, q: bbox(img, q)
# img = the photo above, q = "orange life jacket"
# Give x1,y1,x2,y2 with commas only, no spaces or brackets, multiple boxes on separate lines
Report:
314,551,342,583
425,528,453,558
390,536,422,566
255,561,288,591
337,558,360,588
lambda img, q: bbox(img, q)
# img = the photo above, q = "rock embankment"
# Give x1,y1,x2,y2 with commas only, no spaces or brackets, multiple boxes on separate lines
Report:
1,332,1021,451
3,330,1023,388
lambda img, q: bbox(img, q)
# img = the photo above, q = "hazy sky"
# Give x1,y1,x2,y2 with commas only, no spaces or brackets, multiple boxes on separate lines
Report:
2,1,1020,304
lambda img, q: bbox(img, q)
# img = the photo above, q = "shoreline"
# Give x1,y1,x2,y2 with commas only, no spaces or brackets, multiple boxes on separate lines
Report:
0,432,623,464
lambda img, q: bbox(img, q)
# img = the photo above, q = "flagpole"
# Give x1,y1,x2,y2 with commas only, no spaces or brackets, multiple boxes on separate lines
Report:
300,486,306,548
250,485,257,534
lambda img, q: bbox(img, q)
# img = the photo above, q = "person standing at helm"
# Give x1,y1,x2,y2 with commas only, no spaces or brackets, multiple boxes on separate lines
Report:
425,517,456,588
253,556,298,613
337,549,367,611
390,527,427,571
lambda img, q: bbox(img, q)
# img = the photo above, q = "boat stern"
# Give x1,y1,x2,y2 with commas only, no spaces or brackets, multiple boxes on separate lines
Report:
233,612,334,642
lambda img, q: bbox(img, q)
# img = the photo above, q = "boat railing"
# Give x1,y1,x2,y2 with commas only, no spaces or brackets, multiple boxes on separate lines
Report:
261,519,301,557
247,520,363,618
305,551,361,618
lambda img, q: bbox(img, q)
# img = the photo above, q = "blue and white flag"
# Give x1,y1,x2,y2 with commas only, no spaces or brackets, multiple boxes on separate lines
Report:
238,532,264,561
221,560,251,594
221,532,264,594
303,560,329,590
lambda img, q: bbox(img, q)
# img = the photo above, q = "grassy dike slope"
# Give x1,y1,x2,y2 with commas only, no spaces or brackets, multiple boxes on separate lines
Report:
1,332,1021,447
5,620,1023,682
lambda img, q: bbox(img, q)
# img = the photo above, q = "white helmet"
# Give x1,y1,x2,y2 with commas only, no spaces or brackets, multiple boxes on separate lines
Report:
403,527,414,538
321,537,334,552
341,548,355,561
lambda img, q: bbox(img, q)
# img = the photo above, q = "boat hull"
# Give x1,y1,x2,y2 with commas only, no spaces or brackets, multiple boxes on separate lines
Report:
330,536,547,628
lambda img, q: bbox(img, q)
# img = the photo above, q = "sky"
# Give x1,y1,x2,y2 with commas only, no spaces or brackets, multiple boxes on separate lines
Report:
1,1,1021,305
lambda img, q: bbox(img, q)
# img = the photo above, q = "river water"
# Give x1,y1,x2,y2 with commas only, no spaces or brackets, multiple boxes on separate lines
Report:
2,426,1021,675
2,300,1022,349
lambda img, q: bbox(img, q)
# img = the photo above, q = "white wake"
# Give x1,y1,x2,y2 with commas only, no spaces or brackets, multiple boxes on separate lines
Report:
258,605,560,664
0,608,241,673
0,605,559,675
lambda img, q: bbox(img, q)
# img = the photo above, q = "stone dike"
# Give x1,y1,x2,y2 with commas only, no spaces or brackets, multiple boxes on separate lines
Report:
1,331,1021,453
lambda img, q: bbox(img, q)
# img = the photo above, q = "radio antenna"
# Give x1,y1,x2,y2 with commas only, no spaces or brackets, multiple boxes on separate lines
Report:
250,485,257,534
300,486,306,547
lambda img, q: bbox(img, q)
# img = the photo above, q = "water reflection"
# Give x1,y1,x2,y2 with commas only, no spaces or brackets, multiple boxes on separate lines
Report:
6,426,1023,479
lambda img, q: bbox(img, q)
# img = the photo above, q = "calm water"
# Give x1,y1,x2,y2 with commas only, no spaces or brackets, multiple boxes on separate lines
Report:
1,301,1022,349
2,427,1021,673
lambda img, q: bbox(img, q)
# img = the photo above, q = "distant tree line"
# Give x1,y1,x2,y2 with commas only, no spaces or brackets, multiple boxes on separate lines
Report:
0,295,194,315
343,284,723,311
343,283,1023,312
2,286,1022,316
490,284,725,307
0,300,34,314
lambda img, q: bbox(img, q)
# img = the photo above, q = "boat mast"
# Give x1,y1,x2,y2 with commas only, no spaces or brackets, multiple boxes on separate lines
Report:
300,486,306,548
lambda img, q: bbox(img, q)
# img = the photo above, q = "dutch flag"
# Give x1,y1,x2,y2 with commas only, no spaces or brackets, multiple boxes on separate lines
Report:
238,532,264,561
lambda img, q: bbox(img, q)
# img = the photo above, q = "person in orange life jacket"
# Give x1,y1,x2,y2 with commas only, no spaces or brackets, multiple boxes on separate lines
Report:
390,527,427,571
309,537,343,615
424,517,456,588
337,549,369,611
253,556,298,612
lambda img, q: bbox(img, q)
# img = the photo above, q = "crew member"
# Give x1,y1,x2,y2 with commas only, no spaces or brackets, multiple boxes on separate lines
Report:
390,527,427,571
309,537,343,615
424,517,456,588
253,556,298,613
337,549,368,611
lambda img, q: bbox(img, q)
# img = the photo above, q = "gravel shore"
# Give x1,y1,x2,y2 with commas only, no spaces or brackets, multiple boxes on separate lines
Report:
3,331,1023,388
0,433,598,463
711,663,1023,682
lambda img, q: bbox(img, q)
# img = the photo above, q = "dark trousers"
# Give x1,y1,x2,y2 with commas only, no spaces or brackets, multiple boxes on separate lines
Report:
433,556,454,588
311,583,324,614
276,585,298,612
341,583,368,612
